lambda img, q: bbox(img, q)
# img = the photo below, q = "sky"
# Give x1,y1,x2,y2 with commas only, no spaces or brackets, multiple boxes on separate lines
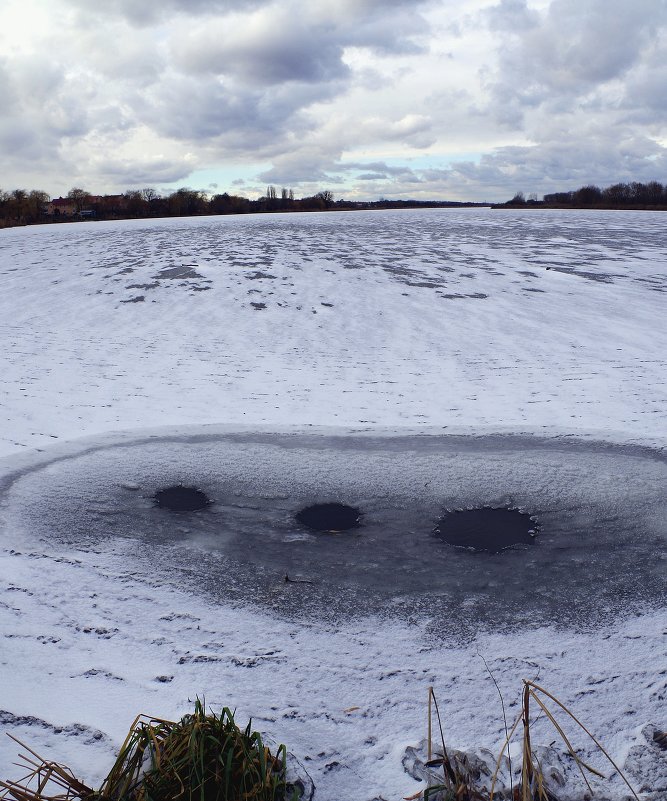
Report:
1,0,667,202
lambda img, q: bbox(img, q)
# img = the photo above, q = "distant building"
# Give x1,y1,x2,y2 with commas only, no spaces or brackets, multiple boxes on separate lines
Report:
46,194,130,217
46,197,77,216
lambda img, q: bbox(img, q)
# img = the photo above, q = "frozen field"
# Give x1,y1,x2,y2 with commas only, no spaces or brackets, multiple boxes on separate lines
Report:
0,209,666,799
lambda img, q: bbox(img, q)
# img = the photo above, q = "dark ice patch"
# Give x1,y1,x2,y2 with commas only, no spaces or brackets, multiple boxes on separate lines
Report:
296,503,362,532
154,265,205,280
439,292,488,299
246,271,278,280
434,506,538,553
154,485,211,512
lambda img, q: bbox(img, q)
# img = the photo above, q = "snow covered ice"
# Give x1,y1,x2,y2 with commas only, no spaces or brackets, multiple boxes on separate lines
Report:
0,209,665,799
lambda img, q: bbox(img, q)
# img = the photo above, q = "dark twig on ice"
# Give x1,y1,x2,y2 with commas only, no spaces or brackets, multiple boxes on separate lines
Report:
284,574,315,584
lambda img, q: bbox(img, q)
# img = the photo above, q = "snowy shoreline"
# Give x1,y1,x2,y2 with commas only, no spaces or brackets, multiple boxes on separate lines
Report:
0,532,664,800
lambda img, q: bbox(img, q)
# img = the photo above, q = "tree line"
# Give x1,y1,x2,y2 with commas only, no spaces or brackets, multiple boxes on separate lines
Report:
501,181,667,209
0,184,486,229
0,186,337,226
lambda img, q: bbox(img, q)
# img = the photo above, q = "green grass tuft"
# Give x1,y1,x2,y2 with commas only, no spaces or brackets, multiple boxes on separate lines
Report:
1,699,298,801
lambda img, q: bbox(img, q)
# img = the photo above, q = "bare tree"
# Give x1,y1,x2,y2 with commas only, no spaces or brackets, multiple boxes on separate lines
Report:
67,187,92,213
316,190,334,208
141,187,159,202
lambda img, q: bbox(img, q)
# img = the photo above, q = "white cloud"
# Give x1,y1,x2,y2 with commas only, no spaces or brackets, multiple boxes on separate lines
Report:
1,0,666,200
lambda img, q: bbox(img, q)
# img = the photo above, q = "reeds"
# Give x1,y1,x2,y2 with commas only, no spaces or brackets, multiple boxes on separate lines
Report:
417,687,488,801
420,680,641,801
1,700,297,801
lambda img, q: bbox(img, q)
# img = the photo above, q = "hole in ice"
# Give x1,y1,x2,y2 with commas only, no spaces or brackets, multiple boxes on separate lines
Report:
296,503,362,532
154,485,211,512
434,506,538,553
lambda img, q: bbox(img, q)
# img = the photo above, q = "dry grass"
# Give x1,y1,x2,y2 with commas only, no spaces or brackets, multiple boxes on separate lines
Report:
416,687,489,801
1,700,297,801
418,681,641,801
2,683,644,801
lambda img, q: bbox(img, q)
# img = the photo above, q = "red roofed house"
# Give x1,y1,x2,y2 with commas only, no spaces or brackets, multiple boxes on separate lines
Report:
46,197,78,216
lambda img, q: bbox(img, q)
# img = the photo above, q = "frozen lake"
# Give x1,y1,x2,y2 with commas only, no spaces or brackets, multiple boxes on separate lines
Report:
1,209,666,799
1,208,666,458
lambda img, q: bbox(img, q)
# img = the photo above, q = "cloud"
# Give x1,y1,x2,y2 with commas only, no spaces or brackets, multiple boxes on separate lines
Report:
2,0,667,200
169,1,429,89
0,54,93,173
110,1,432,170
171,12,351,86
257,151,341,185
137,72,334,157
342,161,421,180
484,0,667,123
64,0,268,26
92,154,198,186
420,129,667,200
254,155,432,190
619,40,667,124
77,28,166,87
485,0,539,32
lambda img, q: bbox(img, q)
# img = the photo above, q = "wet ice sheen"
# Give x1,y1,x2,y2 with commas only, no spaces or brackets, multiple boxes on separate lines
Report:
2,430,665,632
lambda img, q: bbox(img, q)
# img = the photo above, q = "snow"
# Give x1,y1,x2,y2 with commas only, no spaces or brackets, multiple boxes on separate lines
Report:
0,208,665,799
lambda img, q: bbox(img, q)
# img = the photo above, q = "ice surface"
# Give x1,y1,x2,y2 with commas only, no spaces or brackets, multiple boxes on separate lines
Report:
1,209,666,799
1,208,666,458
2,430,666,633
